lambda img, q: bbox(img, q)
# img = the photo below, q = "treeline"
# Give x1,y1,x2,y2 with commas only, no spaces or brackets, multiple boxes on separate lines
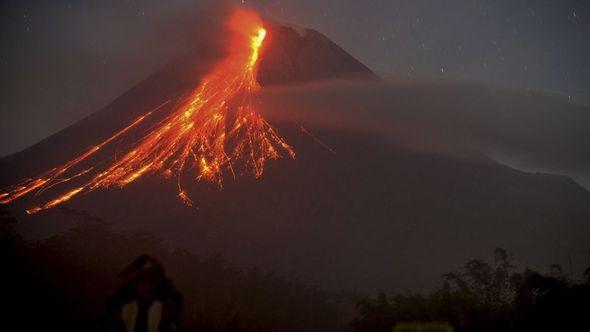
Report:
0,207,348,331
353,248,590,331
3,205,589,331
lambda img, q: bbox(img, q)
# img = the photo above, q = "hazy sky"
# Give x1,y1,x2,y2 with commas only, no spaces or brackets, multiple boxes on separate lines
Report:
1,0,589,156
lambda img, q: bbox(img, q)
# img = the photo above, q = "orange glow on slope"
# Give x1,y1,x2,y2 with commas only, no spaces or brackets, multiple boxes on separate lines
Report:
1,9,294,214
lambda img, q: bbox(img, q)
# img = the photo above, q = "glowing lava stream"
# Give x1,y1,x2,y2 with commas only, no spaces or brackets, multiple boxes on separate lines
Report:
1,9,295,214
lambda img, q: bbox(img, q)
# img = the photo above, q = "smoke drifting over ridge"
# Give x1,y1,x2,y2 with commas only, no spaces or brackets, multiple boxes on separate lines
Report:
259,79,590,190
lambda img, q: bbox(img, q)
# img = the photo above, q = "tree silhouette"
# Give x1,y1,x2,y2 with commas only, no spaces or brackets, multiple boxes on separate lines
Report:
354,247,590,332
1,208,349,331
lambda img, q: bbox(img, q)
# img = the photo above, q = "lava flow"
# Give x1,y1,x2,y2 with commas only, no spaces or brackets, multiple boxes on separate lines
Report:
0,9,294,214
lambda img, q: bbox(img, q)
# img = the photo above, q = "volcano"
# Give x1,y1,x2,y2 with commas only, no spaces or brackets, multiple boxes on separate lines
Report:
1,14,590,292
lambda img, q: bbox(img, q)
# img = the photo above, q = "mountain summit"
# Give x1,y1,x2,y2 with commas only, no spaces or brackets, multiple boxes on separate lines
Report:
258,25,379,85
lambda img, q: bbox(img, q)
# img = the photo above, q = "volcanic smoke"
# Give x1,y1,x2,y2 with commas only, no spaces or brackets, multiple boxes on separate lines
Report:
0,9,295,214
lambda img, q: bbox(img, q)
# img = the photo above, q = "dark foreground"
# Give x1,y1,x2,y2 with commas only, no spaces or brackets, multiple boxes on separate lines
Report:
1,206,589,332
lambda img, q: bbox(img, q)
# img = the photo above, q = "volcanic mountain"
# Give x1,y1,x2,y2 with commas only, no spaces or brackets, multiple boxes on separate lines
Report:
2,22,589,292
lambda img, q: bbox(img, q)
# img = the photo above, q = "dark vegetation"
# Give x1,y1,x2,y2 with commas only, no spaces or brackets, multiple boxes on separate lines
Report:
0,206,347,331
2,206,589,331
353,248,590,332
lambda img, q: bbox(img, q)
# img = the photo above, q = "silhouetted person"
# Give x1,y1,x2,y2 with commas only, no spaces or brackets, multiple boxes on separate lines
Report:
107,255,181,332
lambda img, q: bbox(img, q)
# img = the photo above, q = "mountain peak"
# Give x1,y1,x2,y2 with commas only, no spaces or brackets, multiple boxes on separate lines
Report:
258,25,379,85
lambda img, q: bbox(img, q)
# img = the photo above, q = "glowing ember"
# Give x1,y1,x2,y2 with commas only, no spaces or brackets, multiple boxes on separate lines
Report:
1,9,294,214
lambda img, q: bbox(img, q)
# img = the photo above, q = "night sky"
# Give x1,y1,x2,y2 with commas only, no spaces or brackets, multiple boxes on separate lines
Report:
1,0,589,156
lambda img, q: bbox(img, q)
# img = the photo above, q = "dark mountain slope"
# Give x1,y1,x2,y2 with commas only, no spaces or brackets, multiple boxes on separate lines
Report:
5,126,590,291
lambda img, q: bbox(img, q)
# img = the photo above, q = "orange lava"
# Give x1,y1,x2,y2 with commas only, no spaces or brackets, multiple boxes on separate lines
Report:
1,9,294,214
